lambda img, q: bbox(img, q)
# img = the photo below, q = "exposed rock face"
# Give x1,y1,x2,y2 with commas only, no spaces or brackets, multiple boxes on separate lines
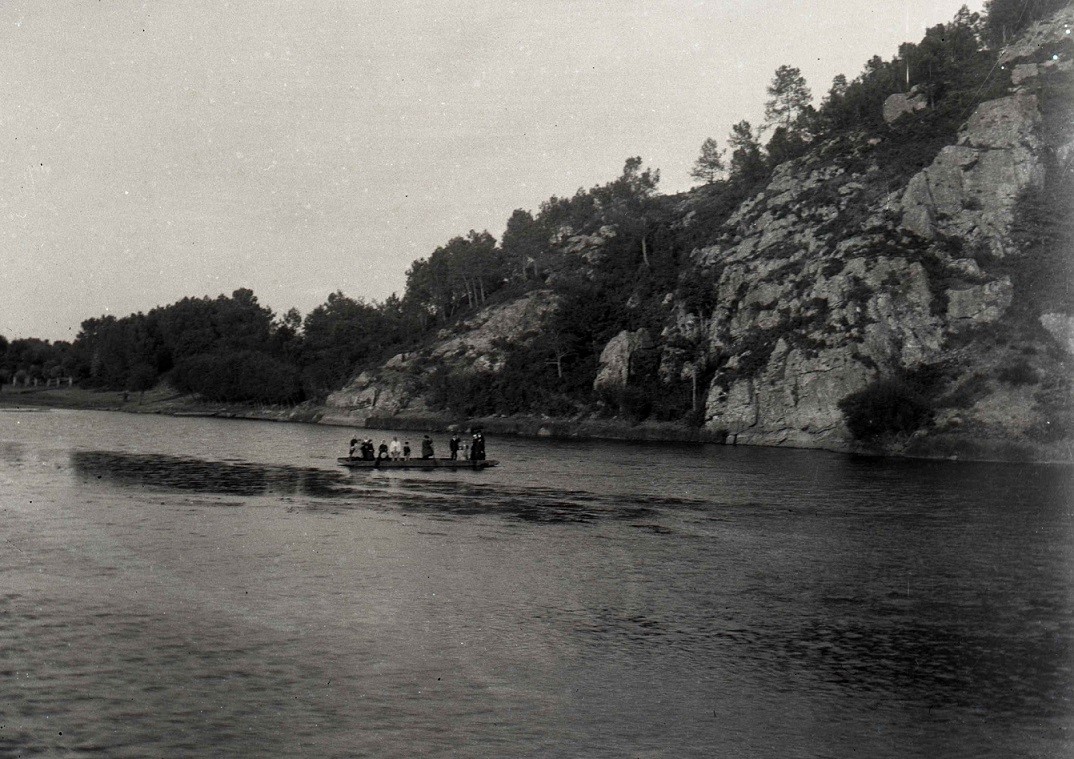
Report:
707,347,875,447
325,290,559,418
900,93,1045,255
594,329,651,393
425,289,558,372
654,4,1073,457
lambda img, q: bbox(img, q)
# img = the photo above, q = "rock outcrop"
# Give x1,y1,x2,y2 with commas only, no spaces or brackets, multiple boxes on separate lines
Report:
594,329,651,394
655,4,1073,457
900,92,1046,256
325,290,559,420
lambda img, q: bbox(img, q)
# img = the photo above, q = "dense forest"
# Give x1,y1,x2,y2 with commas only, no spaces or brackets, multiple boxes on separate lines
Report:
2,0,1068,418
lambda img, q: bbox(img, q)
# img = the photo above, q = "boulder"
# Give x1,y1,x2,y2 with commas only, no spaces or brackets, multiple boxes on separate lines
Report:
883,91,928,124
593,328,652,393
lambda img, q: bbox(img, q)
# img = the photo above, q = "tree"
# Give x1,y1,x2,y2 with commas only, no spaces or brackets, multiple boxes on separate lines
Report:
402,230,504,324
300,291,386,393
763,65,812,134
765,125,810,167
726,120,765,183
689,137,726,185
825,74,849,104
271,307,304,361
501,209,548,280
590,157,662,267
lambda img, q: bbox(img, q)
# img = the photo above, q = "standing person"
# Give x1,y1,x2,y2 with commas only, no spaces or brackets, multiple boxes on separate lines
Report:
349,437,359,459
421,434,434,459
362,439,374,460
389,436,402,460
448,433,460,460
402,441,411,460
472,431,486,461
377,440,389,460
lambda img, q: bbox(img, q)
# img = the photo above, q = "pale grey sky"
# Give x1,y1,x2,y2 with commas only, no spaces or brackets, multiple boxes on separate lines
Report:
1,0,978,341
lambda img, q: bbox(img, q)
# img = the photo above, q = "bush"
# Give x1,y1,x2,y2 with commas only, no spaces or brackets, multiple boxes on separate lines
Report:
838,377,933,441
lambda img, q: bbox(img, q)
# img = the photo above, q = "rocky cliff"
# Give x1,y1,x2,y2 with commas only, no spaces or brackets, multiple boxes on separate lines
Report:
326,7,1074,461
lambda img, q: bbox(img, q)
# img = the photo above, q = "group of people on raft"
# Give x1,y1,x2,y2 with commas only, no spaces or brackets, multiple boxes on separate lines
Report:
348,431,486,461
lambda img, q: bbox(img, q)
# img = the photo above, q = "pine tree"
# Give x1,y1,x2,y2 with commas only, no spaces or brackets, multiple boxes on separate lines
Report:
689,137,726,185
726,121,764,182
763,65,812,134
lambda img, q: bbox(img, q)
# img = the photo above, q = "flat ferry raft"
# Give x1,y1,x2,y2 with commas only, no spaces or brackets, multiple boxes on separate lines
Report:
337,457,498,470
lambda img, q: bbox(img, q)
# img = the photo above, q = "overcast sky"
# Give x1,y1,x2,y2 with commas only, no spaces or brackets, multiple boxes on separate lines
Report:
1,0,979,341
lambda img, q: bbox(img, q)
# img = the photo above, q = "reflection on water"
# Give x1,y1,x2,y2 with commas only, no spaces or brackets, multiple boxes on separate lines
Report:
73,450,354,499
0,410,1070,758
71,450,679,525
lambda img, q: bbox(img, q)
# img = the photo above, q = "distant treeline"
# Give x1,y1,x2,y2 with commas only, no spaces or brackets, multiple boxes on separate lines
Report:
2,1,1062,411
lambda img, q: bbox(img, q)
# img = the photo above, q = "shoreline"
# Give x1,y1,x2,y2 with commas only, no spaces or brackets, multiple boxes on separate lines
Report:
2,386,1070,465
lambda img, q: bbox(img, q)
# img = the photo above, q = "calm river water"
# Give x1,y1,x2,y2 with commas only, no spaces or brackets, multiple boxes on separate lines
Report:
0,409,1071,757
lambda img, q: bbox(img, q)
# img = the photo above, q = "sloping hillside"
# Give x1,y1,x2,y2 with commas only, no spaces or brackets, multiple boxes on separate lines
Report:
326,6,1074,461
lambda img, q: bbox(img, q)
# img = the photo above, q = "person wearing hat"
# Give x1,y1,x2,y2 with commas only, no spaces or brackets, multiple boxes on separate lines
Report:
471,431,486,461
421,434,434,459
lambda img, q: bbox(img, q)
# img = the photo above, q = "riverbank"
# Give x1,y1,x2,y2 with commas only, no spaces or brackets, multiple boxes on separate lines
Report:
0,386,323,424
0,386,727,444
2,386,1070,464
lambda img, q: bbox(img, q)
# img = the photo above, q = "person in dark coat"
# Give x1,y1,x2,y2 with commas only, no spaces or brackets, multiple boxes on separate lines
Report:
471,432,486,461
377,441,389,460
421,435,434,459
448,434,460,460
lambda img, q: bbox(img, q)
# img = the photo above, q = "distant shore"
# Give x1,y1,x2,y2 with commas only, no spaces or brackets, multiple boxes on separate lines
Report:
2,385,1068,465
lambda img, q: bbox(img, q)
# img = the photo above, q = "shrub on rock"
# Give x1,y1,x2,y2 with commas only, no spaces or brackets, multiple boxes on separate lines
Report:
838,378,933,441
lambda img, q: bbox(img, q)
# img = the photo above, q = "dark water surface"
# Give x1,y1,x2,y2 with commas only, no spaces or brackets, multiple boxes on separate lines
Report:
0,409,1071,757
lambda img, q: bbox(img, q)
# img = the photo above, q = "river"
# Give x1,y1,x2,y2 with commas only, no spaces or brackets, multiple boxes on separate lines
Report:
0,409,1071,757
